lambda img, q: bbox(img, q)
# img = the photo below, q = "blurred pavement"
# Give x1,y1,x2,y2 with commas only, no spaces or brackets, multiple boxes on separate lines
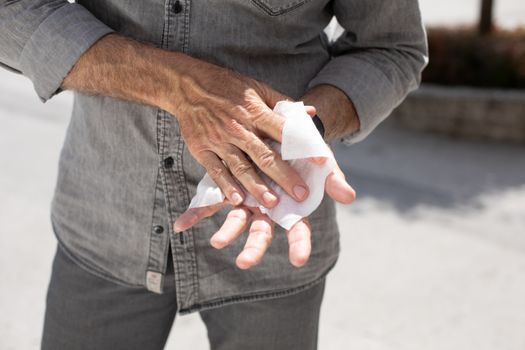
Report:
418,0,525,29
1,2,525,348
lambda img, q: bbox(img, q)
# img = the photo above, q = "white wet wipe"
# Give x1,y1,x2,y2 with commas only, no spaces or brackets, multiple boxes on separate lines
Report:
188,101,336,230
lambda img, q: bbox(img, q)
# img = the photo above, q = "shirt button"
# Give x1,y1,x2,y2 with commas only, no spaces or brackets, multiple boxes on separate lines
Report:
153,225,164,234
172,1,183,14
164,156,174,169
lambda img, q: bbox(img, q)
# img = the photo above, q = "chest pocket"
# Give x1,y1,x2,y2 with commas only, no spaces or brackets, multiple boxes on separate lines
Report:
251,0,310,16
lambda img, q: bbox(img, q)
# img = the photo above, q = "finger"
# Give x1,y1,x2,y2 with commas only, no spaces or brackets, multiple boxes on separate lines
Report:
218,146,279,208
308,141,331,165
308,156,327,165
286,218,312,267
236,213,274,269
254,104,316,142
325,164,356,205
210,207,252,249
305,105,316,117
199,150,244,205
233,135,310,202
174,202,226,232
253,108,286,143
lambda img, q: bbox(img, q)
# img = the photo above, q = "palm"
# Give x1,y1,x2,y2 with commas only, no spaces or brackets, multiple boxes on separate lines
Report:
174,160,355,269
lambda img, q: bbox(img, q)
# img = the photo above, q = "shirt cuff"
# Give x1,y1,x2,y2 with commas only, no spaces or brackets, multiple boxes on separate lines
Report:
19,4,114,102
307,55,408,144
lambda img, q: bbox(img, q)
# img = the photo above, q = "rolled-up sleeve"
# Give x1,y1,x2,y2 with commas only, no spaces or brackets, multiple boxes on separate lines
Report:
308,0,428,143
0,1,114,101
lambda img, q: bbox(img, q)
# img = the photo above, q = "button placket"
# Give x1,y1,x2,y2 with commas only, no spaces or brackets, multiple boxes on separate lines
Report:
145,167,170,294
172,0,183,14
160,0,198,310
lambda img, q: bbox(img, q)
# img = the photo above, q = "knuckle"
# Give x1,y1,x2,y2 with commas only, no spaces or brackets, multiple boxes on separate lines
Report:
251,110,270,131
228,209,249,221
207,165,224,180
257,149,276,170
230,160,253,177
224,118,246,138
190,144,211,156
244,138,268,158
230,104,248,117
207,128,225,146
244,99,265,116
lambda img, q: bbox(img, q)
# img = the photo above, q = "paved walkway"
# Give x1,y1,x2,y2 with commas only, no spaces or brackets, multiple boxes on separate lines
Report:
419,0,525,29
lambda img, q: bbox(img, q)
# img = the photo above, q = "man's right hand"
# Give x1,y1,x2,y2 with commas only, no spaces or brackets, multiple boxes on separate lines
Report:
63,34,311,208
163,55,312,207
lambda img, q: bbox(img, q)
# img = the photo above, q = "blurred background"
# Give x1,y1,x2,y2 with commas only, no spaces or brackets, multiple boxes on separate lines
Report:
1,0,524,349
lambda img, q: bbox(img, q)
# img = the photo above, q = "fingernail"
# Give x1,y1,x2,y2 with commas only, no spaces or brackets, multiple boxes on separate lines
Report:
231,192,243,206
293,185,308,201
262,191,278,206
210,234,224,249
174,213,197,232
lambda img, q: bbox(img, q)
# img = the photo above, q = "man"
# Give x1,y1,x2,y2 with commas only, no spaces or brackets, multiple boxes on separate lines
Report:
0,1,427,349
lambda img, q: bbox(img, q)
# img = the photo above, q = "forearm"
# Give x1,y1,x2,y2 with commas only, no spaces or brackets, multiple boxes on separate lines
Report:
64,34,360,143
306,1,427,143
301,84,360,142
63,33,185,114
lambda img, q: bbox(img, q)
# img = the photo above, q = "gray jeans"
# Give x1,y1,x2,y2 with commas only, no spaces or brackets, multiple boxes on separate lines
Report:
41,245,326,350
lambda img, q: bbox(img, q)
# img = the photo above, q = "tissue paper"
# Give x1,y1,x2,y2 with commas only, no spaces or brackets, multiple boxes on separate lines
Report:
187,101,336,230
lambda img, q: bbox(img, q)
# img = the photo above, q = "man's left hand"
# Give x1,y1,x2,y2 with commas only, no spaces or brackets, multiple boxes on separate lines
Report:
173,159,355,269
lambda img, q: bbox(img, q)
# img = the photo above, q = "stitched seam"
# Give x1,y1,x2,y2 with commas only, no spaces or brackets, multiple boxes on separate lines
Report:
175,132,197,307
251,0,309,16
145,167,159,277
182,0,190,53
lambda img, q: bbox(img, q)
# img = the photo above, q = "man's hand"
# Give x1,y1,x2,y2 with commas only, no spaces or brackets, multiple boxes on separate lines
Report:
174,159,355,269
173,84,360,269
165,56,315,208
63,34,314,209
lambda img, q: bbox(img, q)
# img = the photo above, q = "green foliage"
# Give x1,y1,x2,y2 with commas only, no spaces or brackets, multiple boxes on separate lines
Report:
423,27,525,89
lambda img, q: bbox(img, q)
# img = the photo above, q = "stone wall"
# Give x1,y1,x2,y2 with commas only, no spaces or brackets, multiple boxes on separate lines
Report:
391,84,525,143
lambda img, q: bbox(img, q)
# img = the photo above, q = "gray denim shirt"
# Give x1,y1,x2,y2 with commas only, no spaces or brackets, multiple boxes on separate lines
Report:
0,0,427,313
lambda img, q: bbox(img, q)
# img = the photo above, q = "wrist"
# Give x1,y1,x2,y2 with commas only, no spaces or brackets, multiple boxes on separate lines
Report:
301,84,359,141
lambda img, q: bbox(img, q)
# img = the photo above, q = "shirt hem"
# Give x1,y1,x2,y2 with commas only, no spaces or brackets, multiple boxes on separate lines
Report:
177,260,337,315
51,216,338,313
51,220,146,290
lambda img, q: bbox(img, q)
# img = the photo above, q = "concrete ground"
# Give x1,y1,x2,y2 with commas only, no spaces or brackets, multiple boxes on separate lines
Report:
418,0,525,29
1,2,525,348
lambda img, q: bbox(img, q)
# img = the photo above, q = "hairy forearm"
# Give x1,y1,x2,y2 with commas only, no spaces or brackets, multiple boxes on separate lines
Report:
62,33,186,113
301,85,360,141
63,34,359,143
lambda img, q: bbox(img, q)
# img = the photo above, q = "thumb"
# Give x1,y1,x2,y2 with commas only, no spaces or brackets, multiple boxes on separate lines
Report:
325,165,356,205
